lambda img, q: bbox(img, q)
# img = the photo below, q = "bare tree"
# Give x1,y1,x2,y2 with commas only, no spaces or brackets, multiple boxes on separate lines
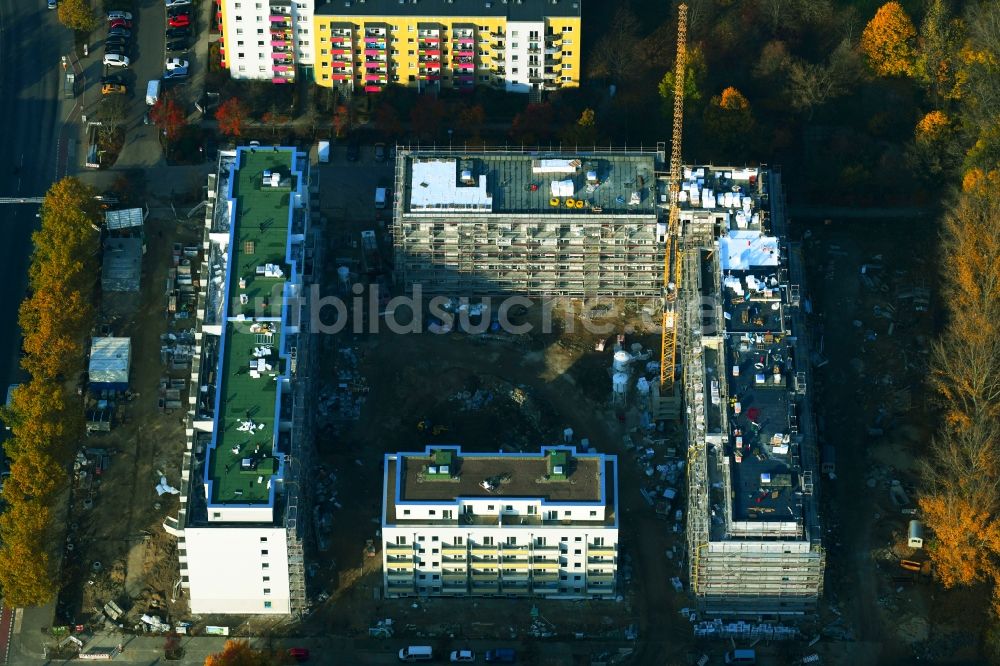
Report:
587,5,642,83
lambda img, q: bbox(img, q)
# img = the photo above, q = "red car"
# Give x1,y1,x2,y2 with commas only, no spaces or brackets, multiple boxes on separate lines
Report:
108,18,132,29
288,648,310,662
168,15,190,27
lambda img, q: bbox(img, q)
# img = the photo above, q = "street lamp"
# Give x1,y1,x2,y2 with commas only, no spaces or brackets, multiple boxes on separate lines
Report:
448,128,453,150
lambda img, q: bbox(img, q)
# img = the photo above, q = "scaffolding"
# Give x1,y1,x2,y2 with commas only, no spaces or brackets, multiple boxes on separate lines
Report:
392,148,667,297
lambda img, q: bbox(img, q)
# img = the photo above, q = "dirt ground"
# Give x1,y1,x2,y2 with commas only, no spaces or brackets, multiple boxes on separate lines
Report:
798,215,990,666
295,203,698,662
56,193,206,632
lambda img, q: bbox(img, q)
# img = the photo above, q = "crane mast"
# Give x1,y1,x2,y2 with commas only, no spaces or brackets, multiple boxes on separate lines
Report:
659,3,688,394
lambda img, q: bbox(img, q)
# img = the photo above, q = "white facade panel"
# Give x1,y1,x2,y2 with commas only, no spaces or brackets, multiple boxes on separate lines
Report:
184,526,290,614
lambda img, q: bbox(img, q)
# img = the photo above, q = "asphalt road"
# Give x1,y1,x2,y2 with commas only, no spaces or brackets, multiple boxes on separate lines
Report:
0,1,67,409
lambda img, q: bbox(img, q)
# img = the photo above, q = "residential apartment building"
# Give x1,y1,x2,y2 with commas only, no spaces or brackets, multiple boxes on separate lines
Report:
680,166,825,616
215,0,582,92
164,146,317,615
382,446,619,598
392,148,667,297
217,0,316,83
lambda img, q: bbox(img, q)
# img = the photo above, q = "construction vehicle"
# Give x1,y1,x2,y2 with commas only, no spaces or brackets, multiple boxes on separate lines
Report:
658,4,688,419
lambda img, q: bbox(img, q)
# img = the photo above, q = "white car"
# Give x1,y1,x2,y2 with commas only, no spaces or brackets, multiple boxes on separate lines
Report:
165,58,189,71
103,53,130,67
450,650,476,663
107,10,131,20
165,0,191,6
47,0,57,9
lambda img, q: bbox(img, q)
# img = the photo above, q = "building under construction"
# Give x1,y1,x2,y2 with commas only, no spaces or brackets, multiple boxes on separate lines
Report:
678,165,824,616
391,148,668,297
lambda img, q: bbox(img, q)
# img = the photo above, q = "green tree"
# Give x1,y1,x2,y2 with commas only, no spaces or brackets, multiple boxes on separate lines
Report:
561,108,598,146
915,0,960,102
658,45,706,116
57,0,97,32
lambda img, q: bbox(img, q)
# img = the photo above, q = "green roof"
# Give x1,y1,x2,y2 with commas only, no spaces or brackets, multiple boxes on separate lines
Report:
208,148,298,505
228,149,296,318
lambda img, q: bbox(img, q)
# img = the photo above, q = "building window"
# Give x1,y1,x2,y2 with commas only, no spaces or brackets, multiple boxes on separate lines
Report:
511,43,518,49
238,65,246,71
429,510,436,516
263,576,270,582
263,588,271,595
264,601,272,609
454,536,464,545
432,548,439,554
535,537,546,546
258,40,264,46
575,536,582,541
322,74,329,80
236,28,243,34
561,536,568,542
574,563,581,568
482,536,494,546
506,536,516,545
262,562,269,569
574,549,581,555
235,15,243,21
396,536,407,545
403,509,410,515
594,537,604,546
589,510,597,516
260,537,268,543
408,25,414,31
234,1,241,5
512,55,518,61
560,574,567,580
238,52,245,58
181,575,189,582
574,575,581,580
257,28,264,34
212,512,221,519
563,63,572,70
564,26,574,32
261,549,269,555
511,68,518,74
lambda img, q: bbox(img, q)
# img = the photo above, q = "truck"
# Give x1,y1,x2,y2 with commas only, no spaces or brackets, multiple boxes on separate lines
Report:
375,186,387,209
360,230,382,277
145,79,160,106
317,140,330,164
64,71,75,98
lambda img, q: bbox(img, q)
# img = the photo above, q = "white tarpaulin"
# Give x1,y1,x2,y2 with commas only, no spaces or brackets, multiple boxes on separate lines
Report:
550,179,575,197
410,159,492,212
88,337,131,388
719,230,780,270
532,158,579,174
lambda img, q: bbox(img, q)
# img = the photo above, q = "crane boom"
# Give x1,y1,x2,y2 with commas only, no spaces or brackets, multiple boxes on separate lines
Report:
659,3,688,392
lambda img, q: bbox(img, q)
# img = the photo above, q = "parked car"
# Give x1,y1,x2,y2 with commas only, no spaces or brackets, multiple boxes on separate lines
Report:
165,27,191,38
163,67,188,80
165,0,191,6
143,110,151,125
106,10,131,20
167,7,190,17
165,58,189,70
484,649,516,664
106,36,128,46
287,647,310,663
450,650,476,663
101,82,127,95
47,0,57,9
374,142,387,162
346,139,360,162
101,73,127,85
108,18,132,29
108,28,131,38
166,39,190,52
103,53,130,67
105,44,128,56
168,14,190,27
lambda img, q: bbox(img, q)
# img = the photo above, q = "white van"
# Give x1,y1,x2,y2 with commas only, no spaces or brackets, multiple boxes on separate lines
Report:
375,187,387,209
724,649,756,665
398,645,433,662
146,80,161,106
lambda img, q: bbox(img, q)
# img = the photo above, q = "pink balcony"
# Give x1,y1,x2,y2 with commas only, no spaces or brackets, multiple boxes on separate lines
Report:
363,36,385,44
330,73,351,80
364,49,384,56
420,62,440,70
268,14,286,21
364,74,385,82
365,61,385,69
454,49,474,57
455,62,474,70
270,40,289,47
455,37,474,44
330,48,349,55
364,85,383,92
271,52,291,60
272,77,292,84
419,48,441,56
419,36,439,43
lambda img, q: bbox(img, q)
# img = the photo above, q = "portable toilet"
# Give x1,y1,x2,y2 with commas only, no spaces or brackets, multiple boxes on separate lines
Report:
908,520,925,549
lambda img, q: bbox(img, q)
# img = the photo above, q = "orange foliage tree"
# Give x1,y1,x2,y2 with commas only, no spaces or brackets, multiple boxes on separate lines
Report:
204,640,284,666
861,2,917,77
216,98,250,138
0,177,98,606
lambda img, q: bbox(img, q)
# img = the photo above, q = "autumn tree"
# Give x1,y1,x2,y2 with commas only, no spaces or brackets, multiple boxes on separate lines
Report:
509,103,556,146
915,0,961,103
331,104,352,138
150,94,187,142
702,87,754,158
560,108,598,147
456,104,486,143
588,5,643,83
861,1,917,77
57,0,98,32
409,95,445,141
216,97,250,138
204,640,283,666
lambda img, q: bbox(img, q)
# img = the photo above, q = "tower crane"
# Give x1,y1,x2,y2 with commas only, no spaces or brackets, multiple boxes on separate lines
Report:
659,3,688,406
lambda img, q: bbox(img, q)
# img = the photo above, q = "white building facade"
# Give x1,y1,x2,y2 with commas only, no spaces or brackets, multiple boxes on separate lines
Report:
382,446,619,598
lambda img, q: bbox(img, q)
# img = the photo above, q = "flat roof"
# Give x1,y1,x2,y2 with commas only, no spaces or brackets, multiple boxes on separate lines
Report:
205,148,300,506
399,453,603,503
316,0,581,20
401,151,659,217
101,237,142,292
